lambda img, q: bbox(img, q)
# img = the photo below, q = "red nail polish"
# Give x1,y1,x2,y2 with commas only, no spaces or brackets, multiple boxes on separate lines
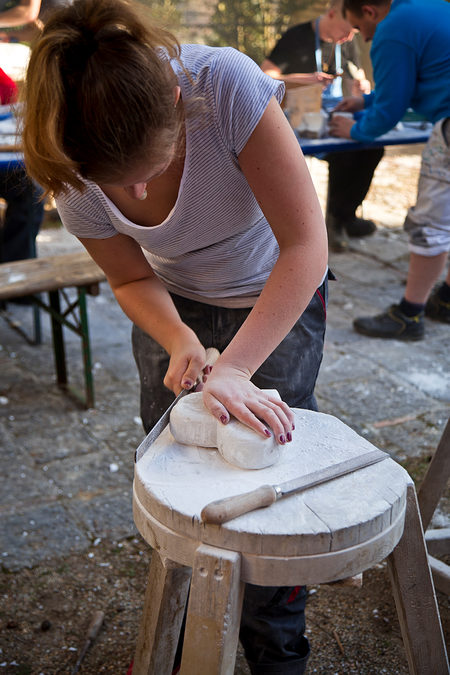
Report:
264,428,271,437
287,432,292,442
279,434,286,444
220,415,228,424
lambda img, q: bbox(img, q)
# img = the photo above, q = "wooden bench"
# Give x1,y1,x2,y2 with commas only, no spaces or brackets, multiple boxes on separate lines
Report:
0,250,106,408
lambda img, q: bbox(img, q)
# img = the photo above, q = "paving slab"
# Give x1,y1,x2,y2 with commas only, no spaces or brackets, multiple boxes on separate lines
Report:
67,490,136,541
0,502,90,571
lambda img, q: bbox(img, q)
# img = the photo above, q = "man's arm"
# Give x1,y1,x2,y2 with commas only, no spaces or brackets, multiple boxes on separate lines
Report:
0,0,41,27
261,57,333,88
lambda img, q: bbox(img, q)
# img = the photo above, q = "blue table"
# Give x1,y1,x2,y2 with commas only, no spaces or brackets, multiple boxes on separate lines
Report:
0,112,22,169
297,122,431,156
0,151,22,167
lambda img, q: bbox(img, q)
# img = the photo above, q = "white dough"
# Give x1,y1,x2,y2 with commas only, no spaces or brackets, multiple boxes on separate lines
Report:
216,420,282,470
169,392,217,447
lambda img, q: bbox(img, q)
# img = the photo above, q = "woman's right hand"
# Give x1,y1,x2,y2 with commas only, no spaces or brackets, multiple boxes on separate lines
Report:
163,334,207,395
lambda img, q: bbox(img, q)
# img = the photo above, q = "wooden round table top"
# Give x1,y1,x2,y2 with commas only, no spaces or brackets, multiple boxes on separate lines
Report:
134,410,410,572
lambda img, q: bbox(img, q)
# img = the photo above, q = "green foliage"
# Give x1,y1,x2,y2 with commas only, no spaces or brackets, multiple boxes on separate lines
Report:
136,0,182,32
209,0,311,63
135,0,328,64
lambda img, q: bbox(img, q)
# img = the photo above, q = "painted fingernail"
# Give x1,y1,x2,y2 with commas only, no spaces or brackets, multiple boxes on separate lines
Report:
279,434,286,444
182,379,193,389
287,432,292,442
204,365,212,374
220,415,228,424
292,423,295,430
263,428,271,437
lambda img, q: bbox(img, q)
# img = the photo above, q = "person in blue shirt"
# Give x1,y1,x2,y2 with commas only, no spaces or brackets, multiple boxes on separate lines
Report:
329,0,450,340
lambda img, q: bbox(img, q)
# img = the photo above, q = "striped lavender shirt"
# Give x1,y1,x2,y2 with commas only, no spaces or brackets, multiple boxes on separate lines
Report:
56,45,285,307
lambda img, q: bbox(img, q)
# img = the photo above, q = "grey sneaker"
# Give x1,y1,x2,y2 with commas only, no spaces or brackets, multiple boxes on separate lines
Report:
425,286,450,323
353,304,425,341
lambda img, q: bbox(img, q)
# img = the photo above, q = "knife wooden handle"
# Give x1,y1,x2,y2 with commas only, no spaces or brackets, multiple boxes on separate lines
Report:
201,484,278,525
204,347,220,369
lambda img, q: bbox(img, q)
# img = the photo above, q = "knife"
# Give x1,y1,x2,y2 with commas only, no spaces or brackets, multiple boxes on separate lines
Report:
201,448,388,525
134,347,220,462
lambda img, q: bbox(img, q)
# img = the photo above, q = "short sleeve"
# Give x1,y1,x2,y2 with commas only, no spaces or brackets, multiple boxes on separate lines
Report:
211,47,285,156
56,184,118,239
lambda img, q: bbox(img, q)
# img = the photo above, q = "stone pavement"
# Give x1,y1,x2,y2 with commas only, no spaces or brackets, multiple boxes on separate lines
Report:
0,222,449,572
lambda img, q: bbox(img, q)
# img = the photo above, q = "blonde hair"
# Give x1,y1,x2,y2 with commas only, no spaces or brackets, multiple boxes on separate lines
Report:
22,0,184,196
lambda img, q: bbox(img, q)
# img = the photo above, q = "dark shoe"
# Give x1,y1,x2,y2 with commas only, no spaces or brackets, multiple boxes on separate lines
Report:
353,304,425,340
326,214,349,253
345,216,377,238
425,287,450,323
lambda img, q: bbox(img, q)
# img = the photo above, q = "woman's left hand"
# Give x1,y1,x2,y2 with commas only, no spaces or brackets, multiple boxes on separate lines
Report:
202,364,295,444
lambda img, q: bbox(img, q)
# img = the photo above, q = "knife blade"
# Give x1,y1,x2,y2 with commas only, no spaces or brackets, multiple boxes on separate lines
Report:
134,347,220,462
201,448,388,525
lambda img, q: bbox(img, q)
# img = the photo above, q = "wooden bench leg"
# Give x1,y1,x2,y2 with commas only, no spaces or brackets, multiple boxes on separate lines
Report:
77,287,95,408
133,552,191,675
49,289,68,387
32,298,42,345
180,544,244,675
387,484,449,675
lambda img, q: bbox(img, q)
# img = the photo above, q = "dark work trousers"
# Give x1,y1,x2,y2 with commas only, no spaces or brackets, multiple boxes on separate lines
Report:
132,275,329,674
324,147,384,222
0,167,44,263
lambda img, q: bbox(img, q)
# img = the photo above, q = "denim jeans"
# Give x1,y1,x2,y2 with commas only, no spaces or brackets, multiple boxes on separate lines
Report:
132,275,329,674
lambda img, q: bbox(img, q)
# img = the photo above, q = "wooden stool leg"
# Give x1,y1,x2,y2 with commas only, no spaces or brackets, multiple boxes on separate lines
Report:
133,551,191,675
418,417,450,531
387,484,449,675
180,544,244,675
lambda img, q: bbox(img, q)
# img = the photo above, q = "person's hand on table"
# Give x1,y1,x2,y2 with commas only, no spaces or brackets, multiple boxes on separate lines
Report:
333,95,365,113
329,114,355,138
201,363,295,444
